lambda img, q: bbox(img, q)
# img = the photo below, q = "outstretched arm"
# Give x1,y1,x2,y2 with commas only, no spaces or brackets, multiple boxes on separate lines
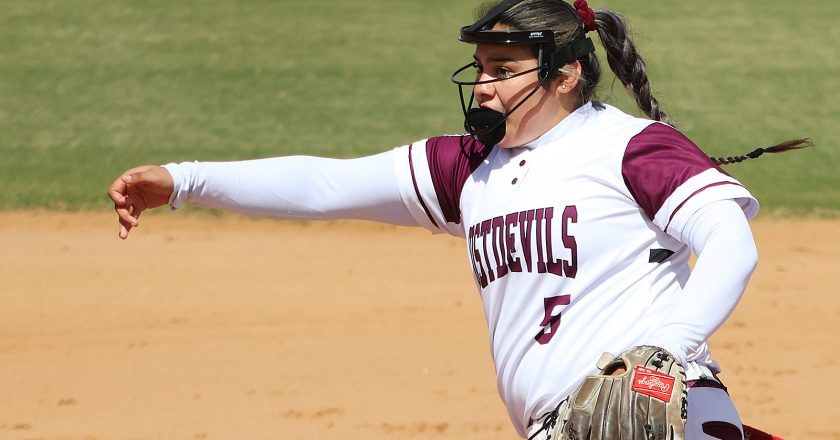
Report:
107,150,417,239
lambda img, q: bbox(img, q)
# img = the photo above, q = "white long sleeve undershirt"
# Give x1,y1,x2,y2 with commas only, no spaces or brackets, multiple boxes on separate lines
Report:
646,199,759,366
163,150,417,226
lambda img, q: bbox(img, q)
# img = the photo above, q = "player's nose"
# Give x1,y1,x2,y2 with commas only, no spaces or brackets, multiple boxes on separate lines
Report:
473,78,495,104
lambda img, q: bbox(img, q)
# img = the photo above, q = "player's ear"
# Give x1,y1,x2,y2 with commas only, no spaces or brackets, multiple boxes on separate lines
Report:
556,60,582,95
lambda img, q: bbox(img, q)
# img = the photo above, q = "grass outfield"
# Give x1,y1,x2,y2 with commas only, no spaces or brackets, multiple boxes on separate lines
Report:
1,0,836,212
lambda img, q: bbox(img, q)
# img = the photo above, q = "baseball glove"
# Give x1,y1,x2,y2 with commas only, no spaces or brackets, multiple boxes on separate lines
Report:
556,345,688,440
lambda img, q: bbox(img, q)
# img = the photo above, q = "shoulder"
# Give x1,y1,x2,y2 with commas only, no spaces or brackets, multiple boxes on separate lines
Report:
423,135,493,224
422,134,493,192
568,102,659,154
394,134,492,232
425,134,492,168
575,103,714,171
616,121,758,230
587,102,656,134
622,122,720,180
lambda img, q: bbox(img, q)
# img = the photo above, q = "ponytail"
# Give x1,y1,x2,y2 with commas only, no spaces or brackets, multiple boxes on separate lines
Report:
590,8,810,165
593,10,674,126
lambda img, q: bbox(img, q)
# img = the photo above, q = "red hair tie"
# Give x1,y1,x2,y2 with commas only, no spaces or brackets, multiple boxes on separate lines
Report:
573,0,597,32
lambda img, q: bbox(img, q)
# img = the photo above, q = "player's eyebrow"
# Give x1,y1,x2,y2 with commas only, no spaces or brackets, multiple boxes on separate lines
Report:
473,54,520,63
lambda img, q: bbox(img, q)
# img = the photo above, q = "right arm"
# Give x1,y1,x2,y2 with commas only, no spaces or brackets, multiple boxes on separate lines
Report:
107,150,418,239
164,151,416,224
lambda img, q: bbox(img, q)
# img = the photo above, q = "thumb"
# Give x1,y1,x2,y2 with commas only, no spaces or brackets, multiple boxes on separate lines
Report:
122,170,153,186
121,173,137,184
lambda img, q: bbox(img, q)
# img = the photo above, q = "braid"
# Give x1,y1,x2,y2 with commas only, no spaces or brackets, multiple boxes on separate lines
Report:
589,9,811,166
710,138,813,166
711,154,751,166
594,10,675,127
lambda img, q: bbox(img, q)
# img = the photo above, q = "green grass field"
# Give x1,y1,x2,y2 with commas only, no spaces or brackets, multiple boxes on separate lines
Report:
1,0,837,213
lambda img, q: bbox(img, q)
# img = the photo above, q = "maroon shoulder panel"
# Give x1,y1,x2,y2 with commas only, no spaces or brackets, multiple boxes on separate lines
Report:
425,135,492,224
622,123,723,221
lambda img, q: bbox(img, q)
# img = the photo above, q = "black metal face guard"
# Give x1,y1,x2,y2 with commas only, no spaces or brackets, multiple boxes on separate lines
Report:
451,35,594,85
450,61,544,128
451,0,596,145
450,61,551,145
450,61,543,86
448,36,595,146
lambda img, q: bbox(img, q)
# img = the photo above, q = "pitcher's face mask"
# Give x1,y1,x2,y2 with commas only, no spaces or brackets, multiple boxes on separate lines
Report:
450,0,595,146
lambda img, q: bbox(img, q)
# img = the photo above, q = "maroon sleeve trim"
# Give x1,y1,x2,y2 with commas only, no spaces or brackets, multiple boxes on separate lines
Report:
663,181,744,233
425,136,491,224
408,143,439,228
622,123,722,221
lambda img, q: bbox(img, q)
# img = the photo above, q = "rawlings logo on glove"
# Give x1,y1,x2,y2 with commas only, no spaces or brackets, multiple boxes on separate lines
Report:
632,366,676,401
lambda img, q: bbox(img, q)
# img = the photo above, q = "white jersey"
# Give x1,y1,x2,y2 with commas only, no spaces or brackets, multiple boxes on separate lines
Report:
391,102,757,435
163,101,758,438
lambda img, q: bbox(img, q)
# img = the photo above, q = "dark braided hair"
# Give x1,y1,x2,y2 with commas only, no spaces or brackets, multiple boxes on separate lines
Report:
594,10,675,127
710,138,813,166
474,0,811,164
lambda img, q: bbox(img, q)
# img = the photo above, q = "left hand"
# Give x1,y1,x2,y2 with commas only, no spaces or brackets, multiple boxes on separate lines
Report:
557,346,687,439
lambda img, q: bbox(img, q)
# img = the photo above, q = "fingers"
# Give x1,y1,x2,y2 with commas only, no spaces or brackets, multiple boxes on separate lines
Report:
107,175,129,205
111,182,140,224
114,196,138,239
118,214,133,239
109,169,146,239
108,165,173,240
109,175,134,239
117,205,144,239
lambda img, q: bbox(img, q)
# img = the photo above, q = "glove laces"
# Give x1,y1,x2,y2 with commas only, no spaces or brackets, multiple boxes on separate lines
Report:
528,402,562,440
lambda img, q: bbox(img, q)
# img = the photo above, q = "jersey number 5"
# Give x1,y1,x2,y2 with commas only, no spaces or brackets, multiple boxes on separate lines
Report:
535,294,571,345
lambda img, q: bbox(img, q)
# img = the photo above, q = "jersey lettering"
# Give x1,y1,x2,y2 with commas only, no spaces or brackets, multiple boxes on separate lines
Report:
504,213,523,273
491,216,508,279
545,207,562,276
535,208,547,273
469,206,578,288
519,210,535,273
561,205,578,278
468,224,488,287
480,219,495,283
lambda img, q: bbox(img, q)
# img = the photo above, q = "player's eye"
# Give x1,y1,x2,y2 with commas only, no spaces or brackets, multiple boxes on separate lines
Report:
469,62,515,82
495,67,513,79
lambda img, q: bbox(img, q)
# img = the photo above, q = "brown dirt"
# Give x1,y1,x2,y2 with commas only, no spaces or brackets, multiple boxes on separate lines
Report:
1,211,838,440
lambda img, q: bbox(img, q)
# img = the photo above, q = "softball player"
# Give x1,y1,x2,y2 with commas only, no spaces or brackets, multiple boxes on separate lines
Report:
108,1,798,438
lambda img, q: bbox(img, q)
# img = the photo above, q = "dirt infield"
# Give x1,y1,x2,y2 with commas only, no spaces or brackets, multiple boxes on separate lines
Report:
1,211,838,439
